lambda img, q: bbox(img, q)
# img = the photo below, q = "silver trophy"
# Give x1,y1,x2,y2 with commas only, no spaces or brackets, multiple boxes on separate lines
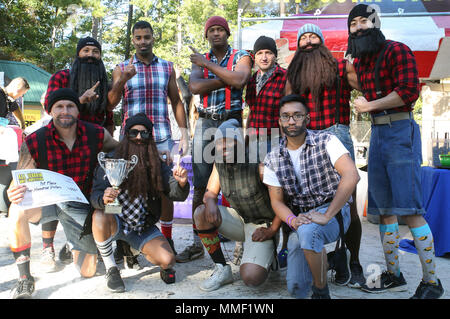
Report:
98,152,138,214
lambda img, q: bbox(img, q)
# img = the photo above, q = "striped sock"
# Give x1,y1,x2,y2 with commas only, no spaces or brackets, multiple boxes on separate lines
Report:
160,220,173,239
380,223,401,277
411,224,438,285
12,244,32,279
95,237,116,270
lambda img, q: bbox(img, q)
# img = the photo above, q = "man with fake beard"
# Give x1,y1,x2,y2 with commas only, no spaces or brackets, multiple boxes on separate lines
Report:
347,4,444,298
6,88,118,299
264,94,359,299
90,113,189,292
193,119,281,292
285,23,364,288
41,36,115,272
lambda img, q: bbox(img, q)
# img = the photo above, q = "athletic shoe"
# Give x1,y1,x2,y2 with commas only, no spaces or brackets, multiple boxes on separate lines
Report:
58,243,73,264
410,279,444,299
347,262,366,289
311,285,331,299
232,241,243,266
11,276,35,299
361,271,407,293
199,263,233,292
167,238,177,255
105,267,125,293
40,247,58,273
175,242,204,263
124,255,141,270
160,268,176,284
327,248,351,286
277,248,288,269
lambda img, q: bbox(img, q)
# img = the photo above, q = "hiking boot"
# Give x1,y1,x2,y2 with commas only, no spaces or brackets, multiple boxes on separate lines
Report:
232,241,243,266
277,248,288,269
199,263,233,292
167,238,177,255
175,243,204,263
105,267,125,293
327,248,351,286
347,262,366,289
311,285,331,299
40,247,58,273
58,243,73,264
160,268,176,284
11,276,35,299
361,271,407,293
410,279,444,299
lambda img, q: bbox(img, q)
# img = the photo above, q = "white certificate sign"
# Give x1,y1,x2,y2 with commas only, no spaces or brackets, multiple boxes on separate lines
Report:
11,169,89,210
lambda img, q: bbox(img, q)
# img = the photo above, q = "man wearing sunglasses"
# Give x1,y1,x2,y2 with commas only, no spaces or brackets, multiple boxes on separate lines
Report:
263,94,359,299
90,113,190,292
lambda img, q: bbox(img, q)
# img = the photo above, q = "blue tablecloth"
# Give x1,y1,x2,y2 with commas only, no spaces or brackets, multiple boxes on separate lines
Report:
399,166,450,256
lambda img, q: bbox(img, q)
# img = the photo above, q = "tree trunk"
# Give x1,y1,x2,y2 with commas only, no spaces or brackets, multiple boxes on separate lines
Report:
125,3,133,60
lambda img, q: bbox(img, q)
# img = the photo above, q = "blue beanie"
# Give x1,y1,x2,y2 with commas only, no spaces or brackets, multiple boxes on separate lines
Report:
297,23,325,45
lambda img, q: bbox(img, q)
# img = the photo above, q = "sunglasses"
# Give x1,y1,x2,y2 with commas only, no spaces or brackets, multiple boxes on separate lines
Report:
128,129,151,140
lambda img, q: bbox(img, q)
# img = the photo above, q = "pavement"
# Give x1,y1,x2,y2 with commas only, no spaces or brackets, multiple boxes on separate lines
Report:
0,213,449,300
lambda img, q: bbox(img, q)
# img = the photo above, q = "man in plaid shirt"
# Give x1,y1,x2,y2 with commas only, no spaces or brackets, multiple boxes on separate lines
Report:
286,23,365,288
347,4,444,298
6,88,118,299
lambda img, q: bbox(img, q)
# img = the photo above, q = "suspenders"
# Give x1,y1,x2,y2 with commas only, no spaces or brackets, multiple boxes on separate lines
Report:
202,50,237,110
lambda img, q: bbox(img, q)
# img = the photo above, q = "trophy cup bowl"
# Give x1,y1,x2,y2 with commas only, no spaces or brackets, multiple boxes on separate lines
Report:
98,152,138,214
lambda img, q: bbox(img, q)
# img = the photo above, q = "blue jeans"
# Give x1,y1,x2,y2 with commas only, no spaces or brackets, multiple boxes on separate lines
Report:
321,124,355,161
367,118,425,216
286,203,351,299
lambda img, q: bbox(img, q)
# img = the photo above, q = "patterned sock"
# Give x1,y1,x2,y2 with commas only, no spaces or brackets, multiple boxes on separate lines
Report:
160,220,173,239
380,223,401,277
197,228,226,265
95,237,117,270
12,244,32,279
411,224,438,285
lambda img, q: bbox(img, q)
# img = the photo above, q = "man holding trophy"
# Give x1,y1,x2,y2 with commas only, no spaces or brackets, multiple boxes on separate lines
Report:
90,113,190,292
6,88,118,299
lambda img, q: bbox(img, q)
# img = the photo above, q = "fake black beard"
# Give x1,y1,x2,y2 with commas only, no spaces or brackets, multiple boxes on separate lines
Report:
346,28,386,58
69,57,109,119
281,124,306,138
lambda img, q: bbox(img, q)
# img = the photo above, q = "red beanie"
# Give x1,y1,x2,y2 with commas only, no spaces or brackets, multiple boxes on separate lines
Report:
204,16,230,38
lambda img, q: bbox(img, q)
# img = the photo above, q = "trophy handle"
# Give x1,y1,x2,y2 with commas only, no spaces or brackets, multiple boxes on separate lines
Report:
98,152,107,171
127,155,138,174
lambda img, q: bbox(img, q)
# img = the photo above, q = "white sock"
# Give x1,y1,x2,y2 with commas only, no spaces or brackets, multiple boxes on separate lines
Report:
95,237,117,270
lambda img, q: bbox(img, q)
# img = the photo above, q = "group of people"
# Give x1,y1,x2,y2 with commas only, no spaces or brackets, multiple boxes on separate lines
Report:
4,3,444,300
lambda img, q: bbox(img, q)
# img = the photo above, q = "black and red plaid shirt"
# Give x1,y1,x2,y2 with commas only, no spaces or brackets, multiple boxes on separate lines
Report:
353,40,420,114
301,59,352,130
45,69,114,127
245,64,286,136
26,120,104,196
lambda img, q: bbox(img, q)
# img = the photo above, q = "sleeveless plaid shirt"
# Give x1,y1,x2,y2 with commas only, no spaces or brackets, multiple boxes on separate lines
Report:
119,54,173,142
25,120,104,197
264,131,340,212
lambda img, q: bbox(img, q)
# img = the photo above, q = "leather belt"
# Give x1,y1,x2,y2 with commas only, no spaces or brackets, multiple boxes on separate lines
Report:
371,111,411,125
298,198,333,214
198,110,241,122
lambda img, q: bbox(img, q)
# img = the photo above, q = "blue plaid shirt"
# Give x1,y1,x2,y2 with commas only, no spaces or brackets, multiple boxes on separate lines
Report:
119,54,173,142
199,46,250,114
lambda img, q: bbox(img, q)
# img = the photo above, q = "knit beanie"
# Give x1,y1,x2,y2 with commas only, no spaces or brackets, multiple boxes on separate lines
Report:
204,16,230,38
347,4,381,30
46,88,80,113
253,36,278,57
124,113,153,134
297,23,325,45
76,37,102,56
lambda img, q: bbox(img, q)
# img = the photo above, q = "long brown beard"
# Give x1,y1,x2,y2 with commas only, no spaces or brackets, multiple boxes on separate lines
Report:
287,44,337,109
114,137,164,200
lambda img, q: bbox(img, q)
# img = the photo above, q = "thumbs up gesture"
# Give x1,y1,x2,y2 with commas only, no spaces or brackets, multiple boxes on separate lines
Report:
79,81,100,104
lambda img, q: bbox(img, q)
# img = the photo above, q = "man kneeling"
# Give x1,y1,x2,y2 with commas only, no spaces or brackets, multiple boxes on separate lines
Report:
90,113,189,292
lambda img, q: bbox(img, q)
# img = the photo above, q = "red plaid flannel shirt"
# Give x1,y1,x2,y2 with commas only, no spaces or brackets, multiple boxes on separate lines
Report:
245,64,286,136
25,120,104,196
301,59,352,130
353,40,420,114
45,69,114,127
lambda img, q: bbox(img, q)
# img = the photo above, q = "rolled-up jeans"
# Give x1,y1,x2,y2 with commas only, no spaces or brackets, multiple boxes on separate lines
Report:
286,203,351,299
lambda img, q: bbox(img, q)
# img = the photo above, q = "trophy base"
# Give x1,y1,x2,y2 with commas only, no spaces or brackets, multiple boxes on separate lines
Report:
105,204,122,214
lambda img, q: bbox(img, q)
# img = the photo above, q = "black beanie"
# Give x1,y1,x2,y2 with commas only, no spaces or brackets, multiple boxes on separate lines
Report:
347,4,380,30
76,37,102,56
253,36,278,57
46,88,80,113
124,113,153,134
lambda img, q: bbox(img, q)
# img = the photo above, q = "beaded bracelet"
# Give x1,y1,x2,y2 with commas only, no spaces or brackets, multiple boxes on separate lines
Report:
286,214,296,230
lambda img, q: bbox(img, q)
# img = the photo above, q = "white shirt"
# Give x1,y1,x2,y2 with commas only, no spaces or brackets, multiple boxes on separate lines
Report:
0,126,19,163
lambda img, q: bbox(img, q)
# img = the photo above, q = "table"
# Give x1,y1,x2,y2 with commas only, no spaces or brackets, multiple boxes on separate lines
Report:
399,166,450,257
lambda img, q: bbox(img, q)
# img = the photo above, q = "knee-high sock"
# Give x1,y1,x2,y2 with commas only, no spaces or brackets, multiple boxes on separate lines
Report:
197,228,226,265
12,244,32,279
411,224,438,285
380,223,401,277
95,237,116,270
160,220,173,239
